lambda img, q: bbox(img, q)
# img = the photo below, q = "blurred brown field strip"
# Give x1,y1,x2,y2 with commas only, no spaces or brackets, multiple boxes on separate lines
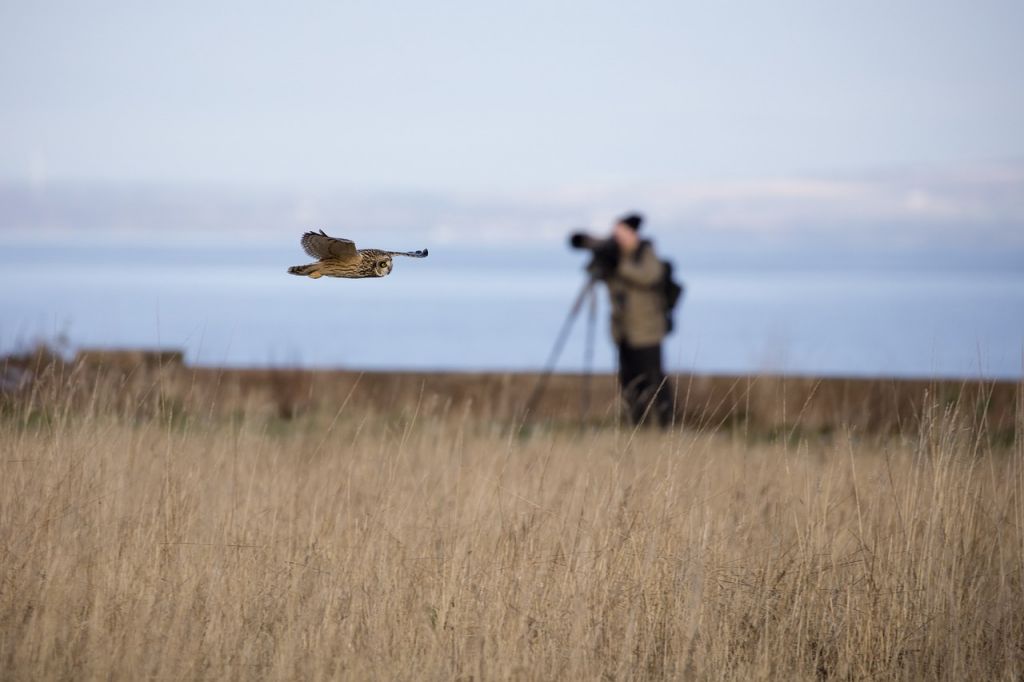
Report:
1,346,1018,438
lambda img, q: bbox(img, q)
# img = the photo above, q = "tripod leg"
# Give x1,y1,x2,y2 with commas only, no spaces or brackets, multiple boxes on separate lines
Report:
523,278,597,418
581,282,598,426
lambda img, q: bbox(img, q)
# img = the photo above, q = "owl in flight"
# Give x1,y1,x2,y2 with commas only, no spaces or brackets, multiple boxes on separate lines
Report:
287,230,428,279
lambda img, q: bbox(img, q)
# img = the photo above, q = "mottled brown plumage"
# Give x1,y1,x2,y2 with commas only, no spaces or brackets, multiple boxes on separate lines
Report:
287,230,428,279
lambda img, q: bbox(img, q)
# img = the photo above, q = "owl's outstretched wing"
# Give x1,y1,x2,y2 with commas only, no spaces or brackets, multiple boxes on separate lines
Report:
301,230,358,261
384,249,429,258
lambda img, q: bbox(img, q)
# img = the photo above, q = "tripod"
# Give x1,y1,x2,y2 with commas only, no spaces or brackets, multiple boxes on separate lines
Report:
523,276,600,424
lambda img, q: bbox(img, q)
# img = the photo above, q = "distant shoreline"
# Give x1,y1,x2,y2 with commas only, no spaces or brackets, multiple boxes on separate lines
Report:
183,362,1024,384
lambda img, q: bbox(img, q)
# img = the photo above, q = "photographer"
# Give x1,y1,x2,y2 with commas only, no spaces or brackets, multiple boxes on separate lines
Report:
571,213,674,428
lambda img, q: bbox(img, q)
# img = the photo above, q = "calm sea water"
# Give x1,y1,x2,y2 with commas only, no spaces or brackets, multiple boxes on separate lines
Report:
1,240,1022,379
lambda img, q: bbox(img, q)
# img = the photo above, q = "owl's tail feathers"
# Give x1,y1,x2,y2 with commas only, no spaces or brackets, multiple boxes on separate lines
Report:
389,249,429,258
288,263,322,278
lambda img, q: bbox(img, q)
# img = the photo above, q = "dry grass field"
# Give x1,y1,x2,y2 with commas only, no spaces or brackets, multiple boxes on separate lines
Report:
1,361,1022,680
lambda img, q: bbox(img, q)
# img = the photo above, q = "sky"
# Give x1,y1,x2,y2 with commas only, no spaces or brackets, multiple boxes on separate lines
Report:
1,4,1022,377
1,1,1023,195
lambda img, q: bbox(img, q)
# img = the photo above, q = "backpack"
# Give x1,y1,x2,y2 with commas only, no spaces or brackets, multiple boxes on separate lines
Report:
661,260,685,333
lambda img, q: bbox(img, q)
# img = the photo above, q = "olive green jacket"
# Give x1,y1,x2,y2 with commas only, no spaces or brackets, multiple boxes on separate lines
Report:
606,241,667,347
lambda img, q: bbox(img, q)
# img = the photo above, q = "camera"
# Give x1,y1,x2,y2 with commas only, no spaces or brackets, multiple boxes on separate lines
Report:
569,232,620,280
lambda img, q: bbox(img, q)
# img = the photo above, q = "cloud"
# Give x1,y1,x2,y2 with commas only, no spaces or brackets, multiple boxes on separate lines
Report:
1,160,1022,252
585,162,1024,233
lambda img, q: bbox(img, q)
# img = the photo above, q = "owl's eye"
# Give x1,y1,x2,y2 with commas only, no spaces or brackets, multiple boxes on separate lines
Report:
378,261,388,269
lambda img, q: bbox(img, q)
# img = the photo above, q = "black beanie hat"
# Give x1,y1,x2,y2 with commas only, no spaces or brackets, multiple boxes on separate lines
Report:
618,213,643,231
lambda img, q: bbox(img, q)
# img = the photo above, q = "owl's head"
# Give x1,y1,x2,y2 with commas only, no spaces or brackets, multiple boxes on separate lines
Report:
372,256,393,277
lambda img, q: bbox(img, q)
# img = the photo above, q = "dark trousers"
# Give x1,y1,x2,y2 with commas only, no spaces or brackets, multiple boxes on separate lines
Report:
617,342,673,428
